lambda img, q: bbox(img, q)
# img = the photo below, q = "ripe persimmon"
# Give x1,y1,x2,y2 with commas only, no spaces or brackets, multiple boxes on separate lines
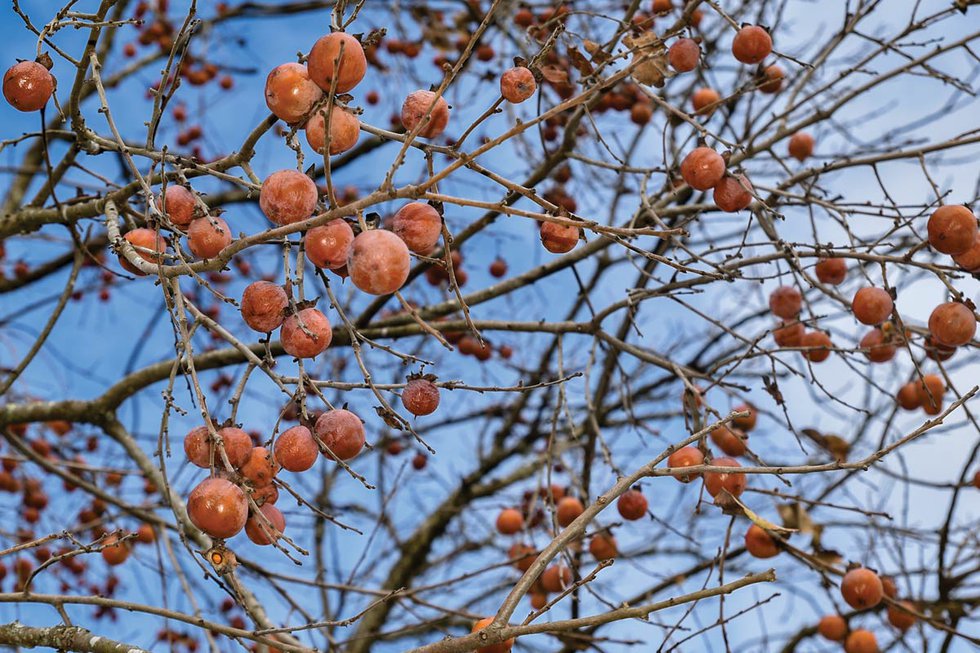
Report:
773,320,804,347
617,488,648,520
391,202,442,254
817,615,847,641
692,88,721,115
680,147,726,191
348,229,411,295
713,174,753,212
668,38,700,72
264,63,322,123
667,446,704,482
156,185,196,229
240,446,280,488
306,220,354,269
928,301,976,347
120,228,166,275
245,504,285,546
556,496,584,527
497,508,524,535
887,601,916,631
589,533,617,560
710,425,747,457
540,221,580,253
860,328,896,363
307,32,367,93
800,331,833,362
758,64,784,93
815,257,847,285
844,629,878,653
259,169,318,226
540,564,572,592
852,287,893,325
314,409,365,461
788,132,814,161
273,425,319,472
402,376,440,416
927,205,977,255
769,285,802,319
3,61,55,111
471,617,513,653
187,477,248,539
896,382,921,410
704,457,747,498
744,524,779,558
732,25,772,65
240,281,288,333
305,106,360,155
500,66,537,103
280,308,332,359
841,567,884,609
401,90,450,139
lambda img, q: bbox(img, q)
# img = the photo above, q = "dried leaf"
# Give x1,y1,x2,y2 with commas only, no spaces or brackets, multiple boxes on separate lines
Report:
567,46,594,77
539,64,569,85
625,31,668,88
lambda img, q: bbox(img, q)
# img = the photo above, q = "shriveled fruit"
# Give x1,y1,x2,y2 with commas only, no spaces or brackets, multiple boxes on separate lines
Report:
788,132,814,161
274,425,319,472
187,217,232,259
732,25,772,64
348,229,411,295
928,301,976,347
852,287,893,325
896,382,921,410
887,601,916,631
156,185,196,228
280,308,333,358
860,328,896,363
703,457,747,497
187,477,248,539
713,174,753,212
744,524,779,558
916,374,945,415
927,205,977,255
240,446,280,487
500,66,537,103
692,87,721,115
769,286,802,319
667,446,704,482
307,32,367,93
556,496,584,527
184,426,252,469
800,331,833,362
540,564,572,592
815,257,847,284
402,376,440,416
496,508,524,535
680,147,726,191
540,222,580,253
306,220,354,269
401,90,450,139
241,281,288,332
617,488,648,520
844,629,878,653
260,170,318,225
710,425,747,457
841,567,884,609
773,320,804,347
589,533,617,560
471,617,514,653
305,105,360,155
817,615,847,642
245,504,285,546
314,409,365,461
758,64,784,93
264,62,323,123
120,228,166,275
391,202,442,254
508,542,536,571
668,38,700,72
101,535,130,566
3,61,55,111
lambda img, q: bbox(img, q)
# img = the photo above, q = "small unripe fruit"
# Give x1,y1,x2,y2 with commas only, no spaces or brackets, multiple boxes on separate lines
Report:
401,90,450,139
274,425,319,472
260,170,318,225
928,301,976,347
307,33,367,93
187,217,232,259
3,61,55,111
841,567,884,609
496,508,524,535
540,222,580,253
852,287,893,325
187,477,248,539
402,376,440,416
305,106,360,155
306,219,354,269
240,281,288,333
732,25,772,65
500,66,537,103
927,205,977,255
391,202,442,254
280,308,333,358
681,147,726,190
314,409,365,461
348,229,411,295
245,504,285,546
617,488,648,520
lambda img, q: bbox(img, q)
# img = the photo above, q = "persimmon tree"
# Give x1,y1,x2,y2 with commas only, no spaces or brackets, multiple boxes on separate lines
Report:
1,1,979,652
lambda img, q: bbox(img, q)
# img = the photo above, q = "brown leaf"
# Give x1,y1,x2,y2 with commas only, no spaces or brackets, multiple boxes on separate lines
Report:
625,31,668,88
567,46,594,77
539,64,569,85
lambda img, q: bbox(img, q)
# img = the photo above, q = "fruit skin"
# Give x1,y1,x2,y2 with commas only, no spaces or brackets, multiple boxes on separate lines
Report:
710,426,747,457
500,66,537,103
306,220,354,269
556,496,584,527
3,61,55,111
732,25,773,65
307,32,367,93
852,287,893,325
273,425,319,472
401,90,450,139
713,174,753,212
305,106,360,155
667,446,704,482
120,228,166,275
589,533,617,560
187,216,232,259
841,567,884,609
187,477,248,539
156,185,196,228
245,504,285,546
788,132,814,161
240,446,280,487
815,257,847,284
692,88,721,115
952,232,980,272
540,565,573,592
680,147,726,191
844,629,878,653
471,617,514,653
927,205,977,255
928,301,976,347
744,524,779,558
887,600,916,631
280,308,332,359
260,170,319,225
391,202,442,254
264,62,323,124
817,615,847,641
769,286,802,319
704,457,747,497
314,409,365,461
496,508,524,535
540,222,580,253
402,377,440,416
668,38,700,72
348,229,411,295
617,489,648,520
240,281,288,332
800,331,833,362
184,426,252,469
860,328,896,363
